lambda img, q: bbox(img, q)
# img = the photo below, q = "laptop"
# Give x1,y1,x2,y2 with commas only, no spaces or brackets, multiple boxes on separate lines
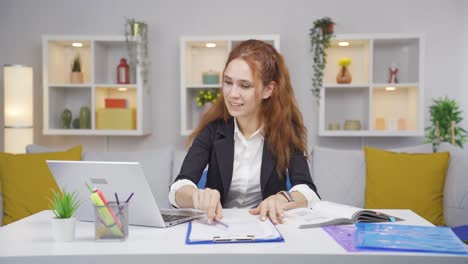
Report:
46,160,204,228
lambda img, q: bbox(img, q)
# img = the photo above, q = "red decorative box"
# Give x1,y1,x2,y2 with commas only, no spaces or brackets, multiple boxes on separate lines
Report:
105,98,127,108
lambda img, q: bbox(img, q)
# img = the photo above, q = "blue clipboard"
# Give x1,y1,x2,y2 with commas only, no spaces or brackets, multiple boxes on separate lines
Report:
185,221,285,244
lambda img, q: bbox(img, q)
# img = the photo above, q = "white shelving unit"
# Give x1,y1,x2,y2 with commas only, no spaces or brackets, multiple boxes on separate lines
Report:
180,35,280,136
42,35,151,136
319,34,424,137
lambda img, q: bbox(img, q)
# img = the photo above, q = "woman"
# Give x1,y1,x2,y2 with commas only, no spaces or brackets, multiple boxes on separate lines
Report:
169,39,320,224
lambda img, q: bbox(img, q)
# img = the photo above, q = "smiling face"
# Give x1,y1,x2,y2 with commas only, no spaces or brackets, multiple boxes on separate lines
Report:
223,58,267,129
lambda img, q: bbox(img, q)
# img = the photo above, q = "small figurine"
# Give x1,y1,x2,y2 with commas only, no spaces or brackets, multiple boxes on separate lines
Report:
388,62,399,83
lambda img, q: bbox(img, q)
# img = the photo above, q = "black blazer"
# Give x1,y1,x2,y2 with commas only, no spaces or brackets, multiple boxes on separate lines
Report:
175,118,319,206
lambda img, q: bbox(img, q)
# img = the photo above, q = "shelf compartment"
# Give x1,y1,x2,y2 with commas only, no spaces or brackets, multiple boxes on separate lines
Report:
47,86,92,130
371,85,419,132
95,86,137,130
373,38,420,83
323,87,370,132
324,39,371,85
94,41,136,84
184,88,221,133
47,40,92,84
184,40,229,86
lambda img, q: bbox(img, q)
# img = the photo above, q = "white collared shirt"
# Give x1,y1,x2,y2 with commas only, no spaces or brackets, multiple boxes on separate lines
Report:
169,118,320,208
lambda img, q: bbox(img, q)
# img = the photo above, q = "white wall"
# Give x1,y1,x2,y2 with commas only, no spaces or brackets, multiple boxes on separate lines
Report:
0,0,466,152
461,0,468,130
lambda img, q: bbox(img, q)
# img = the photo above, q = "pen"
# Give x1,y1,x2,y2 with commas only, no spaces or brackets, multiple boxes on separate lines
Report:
115,192,122,217
125,192,134,203
214,219,229,229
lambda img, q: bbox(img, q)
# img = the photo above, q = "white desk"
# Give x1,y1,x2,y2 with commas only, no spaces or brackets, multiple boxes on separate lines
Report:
0,209,466,264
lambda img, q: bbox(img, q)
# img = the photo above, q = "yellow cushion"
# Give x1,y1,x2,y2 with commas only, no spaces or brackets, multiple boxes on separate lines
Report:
1,146,82,225
364,147,450,226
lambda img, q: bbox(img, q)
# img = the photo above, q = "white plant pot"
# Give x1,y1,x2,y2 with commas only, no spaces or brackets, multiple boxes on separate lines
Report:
51,217,76,242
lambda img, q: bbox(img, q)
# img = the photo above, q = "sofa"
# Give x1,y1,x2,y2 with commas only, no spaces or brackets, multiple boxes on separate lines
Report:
1,143,467,227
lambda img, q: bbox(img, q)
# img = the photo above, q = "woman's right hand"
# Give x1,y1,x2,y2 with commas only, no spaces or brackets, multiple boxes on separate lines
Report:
192,188,223,223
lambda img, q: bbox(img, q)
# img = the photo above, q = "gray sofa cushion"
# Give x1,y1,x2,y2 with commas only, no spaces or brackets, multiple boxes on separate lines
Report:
438,144,468,226
311,147,365,208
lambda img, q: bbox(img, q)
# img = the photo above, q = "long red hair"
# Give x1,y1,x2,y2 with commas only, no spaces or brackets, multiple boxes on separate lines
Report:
187,39,308,178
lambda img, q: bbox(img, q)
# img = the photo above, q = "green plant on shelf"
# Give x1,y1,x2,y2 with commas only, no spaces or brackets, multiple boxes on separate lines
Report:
72,55,81,72
48,189,80,219
196,89,221,107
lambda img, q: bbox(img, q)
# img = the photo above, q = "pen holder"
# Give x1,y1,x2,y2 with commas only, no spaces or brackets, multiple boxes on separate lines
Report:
94,201,129,241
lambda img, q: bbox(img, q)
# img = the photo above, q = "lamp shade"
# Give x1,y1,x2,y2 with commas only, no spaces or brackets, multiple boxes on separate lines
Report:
3,65,33,153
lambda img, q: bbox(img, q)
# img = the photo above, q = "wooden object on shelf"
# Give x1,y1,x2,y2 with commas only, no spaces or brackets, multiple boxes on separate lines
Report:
343,120,361,130
336,67,352,84
42,35,151,136
70,72,83,84
375,118,386,130
96,108,136,130
398,118,406,130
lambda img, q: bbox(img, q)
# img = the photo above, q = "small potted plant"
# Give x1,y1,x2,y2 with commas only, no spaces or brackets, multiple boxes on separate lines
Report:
425,96,468,152
70,55,84,84
196,89,221,115
310,17,335,101
48,188,80,242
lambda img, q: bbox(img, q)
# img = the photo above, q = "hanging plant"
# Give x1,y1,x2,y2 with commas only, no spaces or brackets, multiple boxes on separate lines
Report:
425,96,468,152
309,17,335,101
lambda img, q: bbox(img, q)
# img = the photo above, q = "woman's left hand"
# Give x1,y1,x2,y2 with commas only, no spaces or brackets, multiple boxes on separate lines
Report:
249,194,295,224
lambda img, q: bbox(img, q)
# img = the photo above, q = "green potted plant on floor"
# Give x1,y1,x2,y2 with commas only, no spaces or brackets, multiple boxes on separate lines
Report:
309,17,335,101
48,189,80,242
425,96,468,152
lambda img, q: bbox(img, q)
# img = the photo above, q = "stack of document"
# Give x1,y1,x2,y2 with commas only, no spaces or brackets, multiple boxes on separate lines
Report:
186,210,284,244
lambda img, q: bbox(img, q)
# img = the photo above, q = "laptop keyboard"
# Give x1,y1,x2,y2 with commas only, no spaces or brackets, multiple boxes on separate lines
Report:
162,214,189,222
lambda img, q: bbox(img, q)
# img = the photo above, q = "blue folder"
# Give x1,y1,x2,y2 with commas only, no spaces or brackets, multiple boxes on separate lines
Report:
452,225,468,243
185,221,284,244
354,223,468,255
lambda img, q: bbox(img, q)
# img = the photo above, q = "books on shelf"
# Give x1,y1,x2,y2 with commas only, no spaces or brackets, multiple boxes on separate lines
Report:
285,201,403,229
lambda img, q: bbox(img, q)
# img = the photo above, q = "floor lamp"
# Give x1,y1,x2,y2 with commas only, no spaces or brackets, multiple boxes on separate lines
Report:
3,65,33,154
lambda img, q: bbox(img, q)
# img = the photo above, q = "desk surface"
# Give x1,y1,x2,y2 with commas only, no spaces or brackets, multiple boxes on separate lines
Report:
0,209,466,264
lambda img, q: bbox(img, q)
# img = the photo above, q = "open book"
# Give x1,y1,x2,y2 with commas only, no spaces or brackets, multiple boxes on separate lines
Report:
285,201,403,229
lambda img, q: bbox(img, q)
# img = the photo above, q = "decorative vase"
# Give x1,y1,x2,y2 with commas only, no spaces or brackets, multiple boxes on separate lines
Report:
336,66,352,84
79,107,91,129
61,109,72,129
51,217,76,242
70,72,83,84
72,118,80,129
323,23,334,34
